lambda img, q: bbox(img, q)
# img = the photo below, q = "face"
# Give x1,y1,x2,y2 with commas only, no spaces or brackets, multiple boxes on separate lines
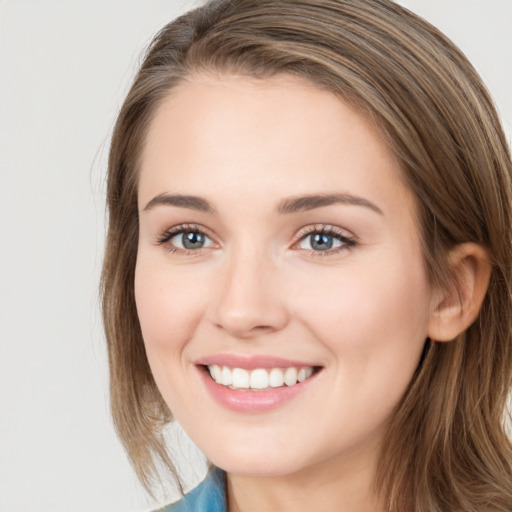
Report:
135,73,435,479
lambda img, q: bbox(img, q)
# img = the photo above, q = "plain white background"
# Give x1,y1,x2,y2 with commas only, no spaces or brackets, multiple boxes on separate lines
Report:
0,1,510,511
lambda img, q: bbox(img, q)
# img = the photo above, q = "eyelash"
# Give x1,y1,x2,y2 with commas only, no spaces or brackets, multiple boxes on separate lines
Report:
156,223,357,257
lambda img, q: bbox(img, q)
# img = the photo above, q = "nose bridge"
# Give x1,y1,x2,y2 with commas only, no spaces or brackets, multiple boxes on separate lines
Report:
211,240,288,337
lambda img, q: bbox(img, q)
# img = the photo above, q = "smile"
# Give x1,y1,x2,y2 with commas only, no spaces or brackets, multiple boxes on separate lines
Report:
207,365,315,390
197,359,323,413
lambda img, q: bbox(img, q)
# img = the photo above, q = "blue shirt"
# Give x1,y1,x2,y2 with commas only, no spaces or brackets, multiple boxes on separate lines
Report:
156,467,227,512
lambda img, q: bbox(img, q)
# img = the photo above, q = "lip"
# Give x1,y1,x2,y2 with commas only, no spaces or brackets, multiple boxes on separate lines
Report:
195,353,320,370
196,362,323,413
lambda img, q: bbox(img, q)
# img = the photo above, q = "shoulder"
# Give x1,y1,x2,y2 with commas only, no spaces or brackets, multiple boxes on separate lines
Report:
155,467,227,512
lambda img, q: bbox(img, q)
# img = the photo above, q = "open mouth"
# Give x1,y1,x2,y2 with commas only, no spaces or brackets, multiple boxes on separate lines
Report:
202,364,322,391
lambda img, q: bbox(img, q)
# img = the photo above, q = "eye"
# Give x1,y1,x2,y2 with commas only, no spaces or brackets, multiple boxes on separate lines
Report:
296,226,356,254
157,225,216,253
170,230,214,250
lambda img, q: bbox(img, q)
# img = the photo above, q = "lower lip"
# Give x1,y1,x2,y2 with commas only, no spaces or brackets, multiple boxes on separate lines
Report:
197,366,321,413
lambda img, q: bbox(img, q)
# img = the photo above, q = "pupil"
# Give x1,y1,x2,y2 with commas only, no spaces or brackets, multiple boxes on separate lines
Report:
311,233,333,251
182,231,205,249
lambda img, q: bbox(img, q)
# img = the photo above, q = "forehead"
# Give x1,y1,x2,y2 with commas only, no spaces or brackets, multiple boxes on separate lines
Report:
138,73,414,220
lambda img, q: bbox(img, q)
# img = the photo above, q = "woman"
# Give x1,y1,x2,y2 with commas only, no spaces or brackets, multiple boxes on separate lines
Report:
101,0,512,510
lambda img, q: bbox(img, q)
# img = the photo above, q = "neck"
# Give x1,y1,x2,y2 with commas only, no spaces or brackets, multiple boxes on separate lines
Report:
226,440,384,512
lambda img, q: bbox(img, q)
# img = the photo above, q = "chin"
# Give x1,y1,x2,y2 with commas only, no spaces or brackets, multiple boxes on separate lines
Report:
203,439,320,478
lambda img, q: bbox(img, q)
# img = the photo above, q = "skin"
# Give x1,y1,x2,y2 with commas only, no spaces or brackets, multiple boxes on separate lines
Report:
135,73,443,512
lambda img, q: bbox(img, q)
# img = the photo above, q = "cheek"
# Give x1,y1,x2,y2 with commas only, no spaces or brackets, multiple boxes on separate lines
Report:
291,253,431,365
285,257,431,444
134,257,213,415
134,257,208,352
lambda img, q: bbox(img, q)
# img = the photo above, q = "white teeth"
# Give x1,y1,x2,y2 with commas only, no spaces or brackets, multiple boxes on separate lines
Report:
250,369,269,389
222,366,233,386
284,367,297,386
207,365,316,390
269,368,284,388
210,364,222,383
232,368,250,389
298,367,313,382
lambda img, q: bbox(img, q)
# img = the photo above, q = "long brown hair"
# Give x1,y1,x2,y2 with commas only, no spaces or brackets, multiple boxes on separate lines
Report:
101,0,512,509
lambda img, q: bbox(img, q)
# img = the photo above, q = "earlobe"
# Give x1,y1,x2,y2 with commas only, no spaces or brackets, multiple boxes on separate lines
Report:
427,243,491,342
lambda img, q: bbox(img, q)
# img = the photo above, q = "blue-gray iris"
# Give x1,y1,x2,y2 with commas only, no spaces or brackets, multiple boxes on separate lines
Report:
183,232,205,249
311,233,333,251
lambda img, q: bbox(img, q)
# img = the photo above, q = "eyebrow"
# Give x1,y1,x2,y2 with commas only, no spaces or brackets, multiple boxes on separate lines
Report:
142,192,383,215
143,194,217,213
277,193,383,215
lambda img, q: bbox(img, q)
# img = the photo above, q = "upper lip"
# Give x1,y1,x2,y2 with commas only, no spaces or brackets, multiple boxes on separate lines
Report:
195,353,321,370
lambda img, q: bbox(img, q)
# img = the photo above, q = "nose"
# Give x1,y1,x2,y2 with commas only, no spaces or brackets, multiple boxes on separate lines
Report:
208,247,290,339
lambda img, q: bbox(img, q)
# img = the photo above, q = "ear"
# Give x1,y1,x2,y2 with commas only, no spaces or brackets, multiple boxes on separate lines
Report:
427,243,491,342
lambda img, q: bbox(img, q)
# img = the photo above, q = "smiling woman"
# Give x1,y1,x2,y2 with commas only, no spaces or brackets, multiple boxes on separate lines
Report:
101,1,512,511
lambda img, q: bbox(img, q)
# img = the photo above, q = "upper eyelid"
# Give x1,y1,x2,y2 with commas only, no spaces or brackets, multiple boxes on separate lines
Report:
157,223,353,240
157,223,216,245
161,223,212,236
294,224,355,241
